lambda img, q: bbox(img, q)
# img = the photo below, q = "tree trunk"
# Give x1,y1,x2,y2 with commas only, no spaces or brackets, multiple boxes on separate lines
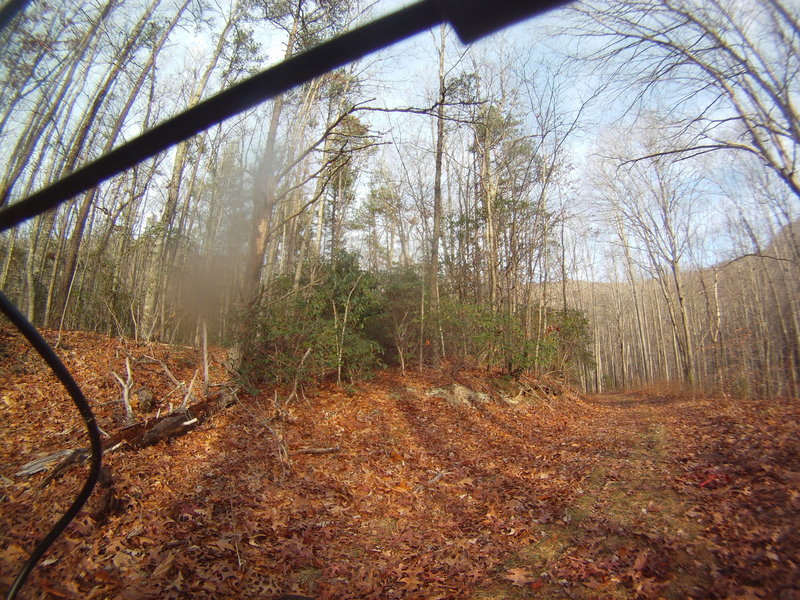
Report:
430,25,447,361
56,0,185,323
0,0,117,206
143,0,240,339
244,5,301,305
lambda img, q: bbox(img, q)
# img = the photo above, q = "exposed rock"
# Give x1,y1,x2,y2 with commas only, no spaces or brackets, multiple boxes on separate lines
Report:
426,383,489,407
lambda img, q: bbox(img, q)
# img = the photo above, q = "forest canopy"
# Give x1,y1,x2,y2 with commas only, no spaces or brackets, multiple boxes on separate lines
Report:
0,0,797,398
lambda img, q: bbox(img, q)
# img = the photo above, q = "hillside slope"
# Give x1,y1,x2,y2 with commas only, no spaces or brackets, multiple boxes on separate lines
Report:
1,329,799,599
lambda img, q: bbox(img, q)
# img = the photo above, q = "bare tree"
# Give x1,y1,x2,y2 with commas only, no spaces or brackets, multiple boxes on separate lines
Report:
592,120,703,385
54,0,190,326
142,0,248,339
573,0,800,199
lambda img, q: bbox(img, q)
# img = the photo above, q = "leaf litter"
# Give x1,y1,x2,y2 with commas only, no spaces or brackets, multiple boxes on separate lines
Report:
1,327,799,599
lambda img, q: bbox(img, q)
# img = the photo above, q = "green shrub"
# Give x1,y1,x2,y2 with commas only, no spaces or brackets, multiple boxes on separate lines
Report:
543,309,594,377
436,299,535,373
240,251,382,388
237,254,593,387
435,299,592,377
367,267,424,371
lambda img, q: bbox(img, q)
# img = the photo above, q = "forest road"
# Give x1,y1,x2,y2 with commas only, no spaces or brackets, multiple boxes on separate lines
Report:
478,390,798,600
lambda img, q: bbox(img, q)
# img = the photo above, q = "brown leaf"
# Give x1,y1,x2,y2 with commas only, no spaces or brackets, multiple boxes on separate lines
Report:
152,553,175,578
633,550,649,572
399,574,423,590
212,538,236,552
503,567,537,587
92,568,120,584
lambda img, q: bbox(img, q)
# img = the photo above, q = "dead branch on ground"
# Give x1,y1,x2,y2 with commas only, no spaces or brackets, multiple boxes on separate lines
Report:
297,446,341,455
110,357,136,424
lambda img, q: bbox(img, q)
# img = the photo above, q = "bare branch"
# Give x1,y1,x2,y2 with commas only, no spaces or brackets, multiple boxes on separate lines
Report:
178,369,199,412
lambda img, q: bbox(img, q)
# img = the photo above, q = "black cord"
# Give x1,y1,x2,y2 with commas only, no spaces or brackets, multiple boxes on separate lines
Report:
0,291,103,600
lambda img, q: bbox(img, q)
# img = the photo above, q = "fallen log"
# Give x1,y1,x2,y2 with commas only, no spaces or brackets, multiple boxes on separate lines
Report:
17,389,237,481
102,389,236,450
297,446,341,455
16,449,77,477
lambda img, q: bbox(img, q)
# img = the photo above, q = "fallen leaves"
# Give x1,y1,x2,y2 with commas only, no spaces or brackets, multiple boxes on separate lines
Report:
1,328,799,598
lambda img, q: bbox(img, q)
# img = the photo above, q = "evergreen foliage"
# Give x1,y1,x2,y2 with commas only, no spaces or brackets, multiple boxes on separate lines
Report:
240,250,381,388
239,252,594,390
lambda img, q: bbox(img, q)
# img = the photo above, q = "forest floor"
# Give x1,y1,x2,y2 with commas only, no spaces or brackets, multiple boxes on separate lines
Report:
1,328,799,600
